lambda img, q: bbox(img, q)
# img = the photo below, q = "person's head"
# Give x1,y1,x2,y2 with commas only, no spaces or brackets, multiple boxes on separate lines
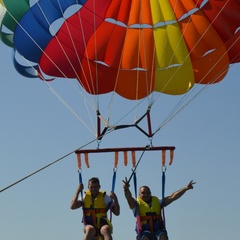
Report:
88,177,101,197
138,186,151,203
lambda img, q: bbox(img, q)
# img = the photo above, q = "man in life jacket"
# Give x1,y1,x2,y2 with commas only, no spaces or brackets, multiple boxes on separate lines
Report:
71,177,120,240
123,178,196,240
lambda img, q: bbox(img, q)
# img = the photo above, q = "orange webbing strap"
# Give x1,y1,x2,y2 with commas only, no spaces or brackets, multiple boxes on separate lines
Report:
124,151,128,166
140,214,161,222
77,153,81,170
84,208,107,214
84,208,107,232
162,150,166,167
76,153,90,168
84,153,90,168
161,149,174,166
114,151,119,168
131,151,136,167
140,214,161,237
84,209,97,229
169,149,174,165
140,214,161,221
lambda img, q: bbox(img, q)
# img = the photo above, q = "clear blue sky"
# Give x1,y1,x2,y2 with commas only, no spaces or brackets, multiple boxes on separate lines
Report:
1,31,240,240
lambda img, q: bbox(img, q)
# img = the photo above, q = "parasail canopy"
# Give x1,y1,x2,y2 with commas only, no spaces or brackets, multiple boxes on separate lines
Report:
0,0,240,141
0,0,239,100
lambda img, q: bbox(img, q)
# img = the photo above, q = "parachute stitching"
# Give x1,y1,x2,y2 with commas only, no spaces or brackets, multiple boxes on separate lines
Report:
35,0,100,119
139,1,153,113
1,5,79,78
73,5,100,108
29,2,101,135
151,0,230,102
1,0,239,142
1,3,99,136
150,0,237,134
150,0,197,102
35,1,81,79
55,3,101,132
91,0,99,102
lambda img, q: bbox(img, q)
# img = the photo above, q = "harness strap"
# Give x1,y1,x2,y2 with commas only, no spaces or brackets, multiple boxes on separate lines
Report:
140,214,161,236
161,168,166,228
135,213,142,240
84,208,107,230
77,165,86,226
84,208,107,215
85,209,97,229
133,171,137,198
140,214,161,221
84,208,113,239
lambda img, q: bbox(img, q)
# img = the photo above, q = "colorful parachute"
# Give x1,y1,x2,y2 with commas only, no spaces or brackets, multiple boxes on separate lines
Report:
0,0,240,100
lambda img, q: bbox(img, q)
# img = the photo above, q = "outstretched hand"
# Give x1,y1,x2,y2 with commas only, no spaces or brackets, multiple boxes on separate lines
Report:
186,180,196,190
122,177,130,190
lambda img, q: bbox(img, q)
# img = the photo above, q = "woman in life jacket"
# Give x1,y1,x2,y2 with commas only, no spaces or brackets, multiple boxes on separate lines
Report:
71,177,120,240
123,178,195,240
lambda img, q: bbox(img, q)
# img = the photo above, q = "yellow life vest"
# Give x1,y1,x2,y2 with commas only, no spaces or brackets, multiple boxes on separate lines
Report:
83,190,112,235
137,196,162,233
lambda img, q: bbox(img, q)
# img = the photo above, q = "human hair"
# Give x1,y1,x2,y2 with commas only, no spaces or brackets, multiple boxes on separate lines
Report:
88,177,100,185
139,186,151,194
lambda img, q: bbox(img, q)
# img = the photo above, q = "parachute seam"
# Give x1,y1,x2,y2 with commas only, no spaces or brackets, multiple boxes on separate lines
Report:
36,2,99,135
151,0,237,133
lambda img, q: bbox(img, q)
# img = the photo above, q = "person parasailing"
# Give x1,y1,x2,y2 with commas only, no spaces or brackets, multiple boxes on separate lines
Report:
70,177,120,240
122,178,196,240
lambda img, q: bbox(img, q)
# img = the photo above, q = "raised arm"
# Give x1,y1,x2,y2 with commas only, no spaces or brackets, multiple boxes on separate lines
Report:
122,178,136,209
70,183,84,210
163,180,196,207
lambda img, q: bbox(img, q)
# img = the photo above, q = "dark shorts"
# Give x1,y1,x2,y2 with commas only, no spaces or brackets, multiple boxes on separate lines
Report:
138,229,168,240
84,217,111,238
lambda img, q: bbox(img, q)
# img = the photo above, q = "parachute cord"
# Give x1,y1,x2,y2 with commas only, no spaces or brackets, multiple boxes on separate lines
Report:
152,82,213,136
0,137,99,193
149,0,239,135
4,3,100,136
43,80,96,136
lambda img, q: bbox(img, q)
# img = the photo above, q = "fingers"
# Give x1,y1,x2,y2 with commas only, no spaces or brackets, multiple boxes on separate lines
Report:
188,180,196,189
122,177,130,193
190,180,196,186
122,177,128,184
